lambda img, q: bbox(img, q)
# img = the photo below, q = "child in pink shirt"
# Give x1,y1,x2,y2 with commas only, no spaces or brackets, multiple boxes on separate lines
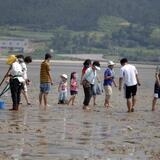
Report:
68,72,78,105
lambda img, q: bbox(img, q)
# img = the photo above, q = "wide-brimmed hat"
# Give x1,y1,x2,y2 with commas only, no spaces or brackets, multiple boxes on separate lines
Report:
61,74,68,79
108,60,115,66
6,55,17,65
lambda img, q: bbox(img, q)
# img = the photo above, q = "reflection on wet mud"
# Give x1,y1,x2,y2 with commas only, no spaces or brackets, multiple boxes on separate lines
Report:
0,64,159,159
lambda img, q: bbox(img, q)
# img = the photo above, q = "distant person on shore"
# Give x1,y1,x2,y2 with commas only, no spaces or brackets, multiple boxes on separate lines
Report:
58,74,68,104
68,72,78,106
39,53,53,109
16,55,32,105
81,61,101,111
103,60,117,108
152,65,160,111
118,58,140,112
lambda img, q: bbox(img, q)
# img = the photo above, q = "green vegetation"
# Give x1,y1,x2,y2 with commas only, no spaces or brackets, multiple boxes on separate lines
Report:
0,0,160,61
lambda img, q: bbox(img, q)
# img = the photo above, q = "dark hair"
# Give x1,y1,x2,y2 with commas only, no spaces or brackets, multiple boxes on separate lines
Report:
16,54,24,59
120,58,128,65
16,54,24,63
45,53,52,60
92,61,100,67
24,56,32,63
83,59,91,68
70,72,76,80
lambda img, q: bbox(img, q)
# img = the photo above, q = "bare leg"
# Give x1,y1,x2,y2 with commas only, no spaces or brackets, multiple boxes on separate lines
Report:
43,93,48,110
127,98,132,112
93,95,96,105
39,92,43,106
131,96,136,112
22,90,30,105
71,95,76,105
104,95,111,108
152,97,157,111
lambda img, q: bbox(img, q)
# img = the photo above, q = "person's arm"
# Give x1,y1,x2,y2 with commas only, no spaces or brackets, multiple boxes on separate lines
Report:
136,74,141,86
155,73,160,87
119,77,123,91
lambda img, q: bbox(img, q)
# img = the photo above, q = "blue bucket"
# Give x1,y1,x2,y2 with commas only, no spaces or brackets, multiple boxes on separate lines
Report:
0,100,5,109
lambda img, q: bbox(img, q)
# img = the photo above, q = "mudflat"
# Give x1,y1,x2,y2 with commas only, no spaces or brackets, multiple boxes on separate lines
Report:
0,60,159,160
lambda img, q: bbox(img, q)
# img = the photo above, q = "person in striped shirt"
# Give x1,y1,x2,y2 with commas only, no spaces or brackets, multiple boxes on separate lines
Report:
39,53,53,109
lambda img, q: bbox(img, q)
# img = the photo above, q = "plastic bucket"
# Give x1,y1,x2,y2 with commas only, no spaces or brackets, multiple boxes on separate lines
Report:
0,100,5,109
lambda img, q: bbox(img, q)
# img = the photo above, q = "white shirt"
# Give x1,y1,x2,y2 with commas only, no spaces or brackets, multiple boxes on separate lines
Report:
20,62,28,80
83,67,97,84
10,61,23,76
120,64,138,86
10,61,25,83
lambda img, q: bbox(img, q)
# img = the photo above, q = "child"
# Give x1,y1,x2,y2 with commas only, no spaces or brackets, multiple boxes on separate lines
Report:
58,74,68,104
16,55,32,105
152,65,160,111
68,72,78,105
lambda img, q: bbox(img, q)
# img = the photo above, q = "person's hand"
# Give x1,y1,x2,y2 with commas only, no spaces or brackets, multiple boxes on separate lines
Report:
138,82,141,86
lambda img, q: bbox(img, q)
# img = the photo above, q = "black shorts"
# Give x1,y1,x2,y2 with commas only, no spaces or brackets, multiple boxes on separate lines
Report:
124,84,137,99
70,90,78,95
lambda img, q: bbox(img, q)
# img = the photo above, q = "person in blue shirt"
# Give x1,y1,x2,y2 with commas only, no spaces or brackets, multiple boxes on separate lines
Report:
103,60,117,108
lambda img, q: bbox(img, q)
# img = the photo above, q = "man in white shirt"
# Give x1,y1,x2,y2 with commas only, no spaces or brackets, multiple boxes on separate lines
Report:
119,58,140,112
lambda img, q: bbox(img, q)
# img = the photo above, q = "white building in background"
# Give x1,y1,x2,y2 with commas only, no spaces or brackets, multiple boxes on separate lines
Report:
0,38,29,52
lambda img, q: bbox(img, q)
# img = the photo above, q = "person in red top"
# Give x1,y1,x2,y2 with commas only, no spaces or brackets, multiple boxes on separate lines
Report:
80,59,92,84
68,72,78,105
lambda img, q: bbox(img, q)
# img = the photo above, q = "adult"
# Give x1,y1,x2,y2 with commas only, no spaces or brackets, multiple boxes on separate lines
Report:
6,55,25,111
118,58,140,112
103,60,117,108
82,61,101,110
80,59,92,84
39,53,53,109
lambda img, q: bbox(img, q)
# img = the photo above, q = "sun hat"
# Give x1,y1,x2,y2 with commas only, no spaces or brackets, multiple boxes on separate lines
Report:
95,66,101,70
61,74,68,79
93,61,101,70
6,55,17,65
108,60,115,66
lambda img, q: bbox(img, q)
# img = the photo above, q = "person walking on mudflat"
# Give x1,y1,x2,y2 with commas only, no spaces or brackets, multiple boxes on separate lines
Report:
103,60,117,108
118,58,140,112
82,61,101,111
152,65,160,111
39,53,53,109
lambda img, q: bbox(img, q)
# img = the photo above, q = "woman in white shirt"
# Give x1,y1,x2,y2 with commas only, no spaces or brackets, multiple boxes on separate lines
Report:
6,55,25,111
82,61,100,110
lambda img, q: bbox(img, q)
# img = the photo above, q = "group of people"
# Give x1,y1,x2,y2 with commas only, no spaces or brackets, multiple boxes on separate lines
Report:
3,53,160,112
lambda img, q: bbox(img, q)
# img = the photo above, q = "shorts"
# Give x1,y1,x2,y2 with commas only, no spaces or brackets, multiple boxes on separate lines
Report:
70,90,78,95
104,85,112,96
124,84,137,99
154,83,160,98
92,84,97,96
40,83,51,93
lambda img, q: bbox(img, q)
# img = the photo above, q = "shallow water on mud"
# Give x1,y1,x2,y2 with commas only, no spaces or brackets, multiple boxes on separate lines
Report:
0,61,159,160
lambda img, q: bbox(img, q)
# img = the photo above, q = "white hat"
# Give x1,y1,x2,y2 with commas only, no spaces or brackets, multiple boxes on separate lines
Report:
108,60,115,66
61,74,68,79
95,66,101,70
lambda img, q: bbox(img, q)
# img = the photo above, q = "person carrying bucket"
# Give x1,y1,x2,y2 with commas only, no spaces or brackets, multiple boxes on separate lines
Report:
5,55,25,111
